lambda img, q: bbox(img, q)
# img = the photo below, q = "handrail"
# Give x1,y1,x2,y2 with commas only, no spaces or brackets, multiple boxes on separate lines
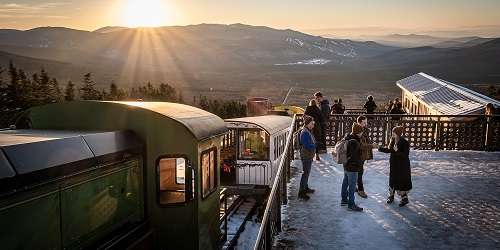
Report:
253,114,296,250
301,113,500,118
295,113,500,151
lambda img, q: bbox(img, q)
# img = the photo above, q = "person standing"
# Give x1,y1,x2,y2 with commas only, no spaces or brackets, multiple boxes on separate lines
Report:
331,98,346,114
304,99,324,161
378,126,412,207
385,100,394,114
364,95,377,115
314,92,330,154
341,123,365,211
355,116,378,198
390,102,405,120
298,115,317,200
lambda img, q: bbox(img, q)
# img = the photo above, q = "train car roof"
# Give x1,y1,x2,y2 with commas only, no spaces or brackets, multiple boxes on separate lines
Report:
26,101,227,141
110,102,228,140
0,129,142,194
225,115,293,135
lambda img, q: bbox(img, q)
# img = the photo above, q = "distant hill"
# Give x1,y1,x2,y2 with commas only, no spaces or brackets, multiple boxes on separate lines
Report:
360,34,448,48
359,34,494,48
0,24,397,87
93,26,129,33
351,38,500,84
0,24,498,95
430,37,495,48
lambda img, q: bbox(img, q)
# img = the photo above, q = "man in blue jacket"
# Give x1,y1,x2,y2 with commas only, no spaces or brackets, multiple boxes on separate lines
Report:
299,115,317,200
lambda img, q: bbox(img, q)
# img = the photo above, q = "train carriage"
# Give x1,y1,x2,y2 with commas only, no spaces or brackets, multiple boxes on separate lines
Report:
0,101,228,250
221,116,292,186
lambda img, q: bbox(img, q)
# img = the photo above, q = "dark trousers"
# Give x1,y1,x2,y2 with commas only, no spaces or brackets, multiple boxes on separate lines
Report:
300,159,313,192
357,170,364,191
356,161,366,191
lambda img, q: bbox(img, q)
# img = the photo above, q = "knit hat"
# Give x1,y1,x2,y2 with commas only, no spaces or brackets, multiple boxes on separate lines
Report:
352,123,363,135
303,115,314,126
392,126,404,137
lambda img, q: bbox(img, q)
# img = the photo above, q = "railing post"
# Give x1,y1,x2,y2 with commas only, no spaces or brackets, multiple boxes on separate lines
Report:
435,116,441,151
485,115,493,151
277,181,282,232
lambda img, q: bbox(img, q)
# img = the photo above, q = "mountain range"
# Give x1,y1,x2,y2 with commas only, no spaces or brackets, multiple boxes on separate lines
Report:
0,24,499,97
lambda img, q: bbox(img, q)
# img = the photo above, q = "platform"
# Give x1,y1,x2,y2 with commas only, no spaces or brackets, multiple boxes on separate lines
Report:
277,150,500,249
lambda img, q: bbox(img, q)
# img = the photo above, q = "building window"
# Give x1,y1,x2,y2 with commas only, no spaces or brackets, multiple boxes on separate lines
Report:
158,157,188,204
201,148,217,198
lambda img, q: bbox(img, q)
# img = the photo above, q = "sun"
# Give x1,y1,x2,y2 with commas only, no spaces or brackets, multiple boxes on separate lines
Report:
122,0,169,27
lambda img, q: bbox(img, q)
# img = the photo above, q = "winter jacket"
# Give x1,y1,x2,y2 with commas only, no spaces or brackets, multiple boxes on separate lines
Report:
360,126,374,161
299,128,316,160
304,105,324,148
378,137,412,191
319,99,330,123
390,107,405,120
331,103,345,114
364,100,377,114
343,134,363,172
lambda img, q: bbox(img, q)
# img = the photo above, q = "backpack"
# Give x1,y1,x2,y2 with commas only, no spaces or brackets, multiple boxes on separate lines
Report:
293,128,303,150
332,138,349,164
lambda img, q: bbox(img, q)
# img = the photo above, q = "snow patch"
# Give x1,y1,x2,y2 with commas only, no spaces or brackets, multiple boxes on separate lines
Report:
275,58,331,65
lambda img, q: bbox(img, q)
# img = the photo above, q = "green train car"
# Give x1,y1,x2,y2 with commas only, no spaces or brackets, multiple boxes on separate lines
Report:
0,101,228,250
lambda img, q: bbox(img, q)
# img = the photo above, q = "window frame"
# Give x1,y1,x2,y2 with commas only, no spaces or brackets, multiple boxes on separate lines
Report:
200,147,218,199
237,128,270,161
155,154,192,207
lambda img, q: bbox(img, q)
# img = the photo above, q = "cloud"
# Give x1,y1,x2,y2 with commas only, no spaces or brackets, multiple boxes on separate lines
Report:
0,2,69,19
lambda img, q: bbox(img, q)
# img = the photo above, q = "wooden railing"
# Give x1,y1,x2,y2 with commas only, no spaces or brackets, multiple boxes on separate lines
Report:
296,114,500,151
253,115,296,250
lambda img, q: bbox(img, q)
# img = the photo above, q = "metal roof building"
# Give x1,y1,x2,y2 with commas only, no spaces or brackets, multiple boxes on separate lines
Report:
396,72,500,117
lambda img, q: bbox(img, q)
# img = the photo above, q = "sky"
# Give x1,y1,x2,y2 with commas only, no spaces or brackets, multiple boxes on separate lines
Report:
1,0,500,34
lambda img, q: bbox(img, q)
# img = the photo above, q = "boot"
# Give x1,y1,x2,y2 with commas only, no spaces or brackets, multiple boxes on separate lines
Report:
305,187,315,194
387,195,394,204
348,204,363,212
298,191,310,201
357,190,368,198
315,154,321,161
399,197,409,207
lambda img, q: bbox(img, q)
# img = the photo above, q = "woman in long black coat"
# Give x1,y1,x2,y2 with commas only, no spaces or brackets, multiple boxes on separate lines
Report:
304,99,324,160
378,126,412,207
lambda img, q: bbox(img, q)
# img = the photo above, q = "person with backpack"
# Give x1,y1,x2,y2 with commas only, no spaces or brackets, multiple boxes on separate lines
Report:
354,116,379,199
378,126,412,207
298,115,317,200
340,123,365,211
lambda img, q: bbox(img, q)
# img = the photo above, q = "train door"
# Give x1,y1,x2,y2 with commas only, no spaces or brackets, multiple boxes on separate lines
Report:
154,154,196,249
198,142,221,250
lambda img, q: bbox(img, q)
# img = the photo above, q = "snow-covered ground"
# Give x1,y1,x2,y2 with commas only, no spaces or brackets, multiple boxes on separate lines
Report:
275,58,331,66
276,150,500,250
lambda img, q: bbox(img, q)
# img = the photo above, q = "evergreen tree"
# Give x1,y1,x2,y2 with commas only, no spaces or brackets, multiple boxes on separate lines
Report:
64,81,76,101
80,73,102,100
106,81,126,100
38,68,51,104
4,61,20,111
49,77,62,103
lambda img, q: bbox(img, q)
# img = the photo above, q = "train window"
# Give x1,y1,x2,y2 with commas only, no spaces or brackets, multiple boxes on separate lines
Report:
201,148,217,198
238,129,269,161
158,157,188,204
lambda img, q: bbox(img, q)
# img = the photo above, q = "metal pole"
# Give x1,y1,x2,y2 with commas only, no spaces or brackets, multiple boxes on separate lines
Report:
485,115,493,151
